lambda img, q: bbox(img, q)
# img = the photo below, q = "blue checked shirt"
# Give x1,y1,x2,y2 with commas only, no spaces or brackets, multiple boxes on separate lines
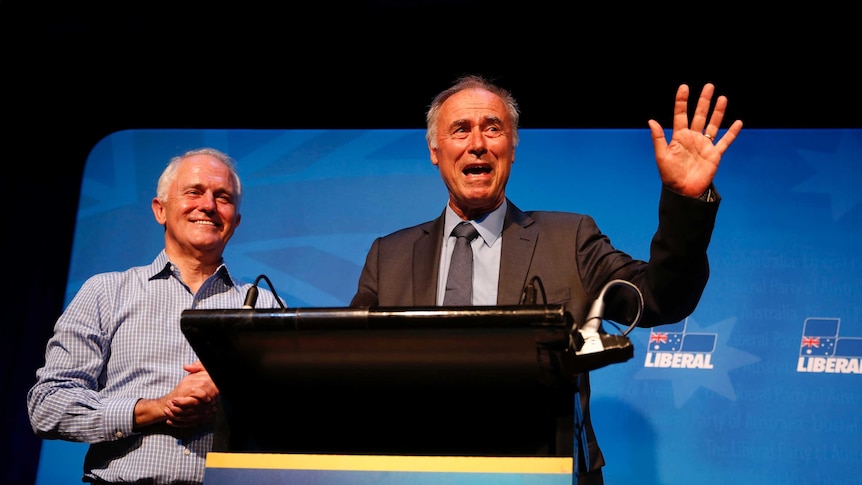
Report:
27,251,283,485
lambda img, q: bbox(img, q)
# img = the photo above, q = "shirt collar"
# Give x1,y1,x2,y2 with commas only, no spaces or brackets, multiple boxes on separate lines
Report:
147,249,232,286
149,250,174,280
444,199,507,247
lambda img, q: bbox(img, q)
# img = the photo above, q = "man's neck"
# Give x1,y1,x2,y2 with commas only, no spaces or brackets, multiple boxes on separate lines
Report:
164,248,222,293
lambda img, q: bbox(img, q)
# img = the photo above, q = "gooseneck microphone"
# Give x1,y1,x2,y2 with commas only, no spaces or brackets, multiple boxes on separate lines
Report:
571,279,640,371
519,276,636,371
520,275,546,305
242,274,286,309
242,285,259,309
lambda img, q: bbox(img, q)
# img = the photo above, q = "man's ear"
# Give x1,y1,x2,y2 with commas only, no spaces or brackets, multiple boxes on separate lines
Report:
429,144,439,167
152,197,166,225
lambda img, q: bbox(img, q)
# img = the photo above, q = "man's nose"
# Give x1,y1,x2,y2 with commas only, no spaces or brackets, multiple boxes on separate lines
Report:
467,128,487,153
198,192,216,211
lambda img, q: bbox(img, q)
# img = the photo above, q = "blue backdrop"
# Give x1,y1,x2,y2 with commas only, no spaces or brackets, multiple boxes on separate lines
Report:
35,128,862,484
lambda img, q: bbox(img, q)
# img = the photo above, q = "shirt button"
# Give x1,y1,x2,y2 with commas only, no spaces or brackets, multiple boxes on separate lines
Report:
184,447,191,455
115,431,124,438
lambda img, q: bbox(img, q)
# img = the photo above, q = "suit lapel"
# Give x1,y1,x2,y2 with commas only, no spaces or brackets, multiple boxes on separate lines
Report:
498,202,538,304
413,215,445,305
411,203,537,306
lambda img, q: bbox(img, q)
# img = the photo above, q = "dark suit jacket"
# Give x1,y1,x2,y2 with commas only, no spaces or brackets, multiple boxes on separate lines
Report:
350,186,718,474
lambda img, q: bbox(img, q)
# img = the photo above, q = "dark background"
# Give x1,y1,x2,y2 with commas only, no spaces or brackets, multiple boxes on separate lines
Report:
2,2,857,484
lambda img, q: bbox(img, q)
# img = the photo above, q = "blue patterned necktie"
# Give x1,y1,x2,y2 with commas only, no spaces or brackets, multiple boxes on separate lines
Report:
443,222,479,306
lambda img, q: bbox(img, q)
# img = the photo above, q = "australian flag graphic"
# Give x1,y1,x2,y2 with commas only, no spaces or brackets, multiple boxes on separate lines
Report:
798,317,862,374
800,318,838,357
649,320,716,353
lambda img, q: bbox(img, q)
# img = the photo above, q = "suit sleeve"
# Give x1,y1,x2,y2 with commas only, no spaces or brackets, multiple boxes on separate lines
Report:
603,185,719,327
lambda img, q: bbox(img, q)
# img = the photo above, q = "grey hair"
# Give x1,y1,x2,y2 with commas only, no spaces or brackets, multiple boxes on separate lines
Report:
156,147,242,209
425,74,520,149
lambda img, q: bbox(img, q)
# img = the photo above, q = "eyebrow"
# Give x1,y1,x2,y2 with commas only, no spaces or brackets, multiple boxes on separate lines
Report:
449,115,505,129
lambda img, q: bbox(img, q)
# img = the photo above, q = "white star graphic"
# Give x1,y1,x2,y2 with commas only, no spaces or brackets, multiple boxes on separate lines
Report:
633,316,761,408
794,130,862,221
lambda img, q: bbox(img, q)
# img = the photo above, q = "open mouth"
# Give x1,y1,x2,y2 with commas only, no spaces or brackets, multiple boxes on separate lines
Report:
463,165,491,175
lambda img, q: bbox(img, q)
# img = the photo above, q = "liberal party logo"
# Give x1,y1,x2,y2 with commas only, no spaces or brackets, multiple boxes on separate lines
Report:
634,317,759,407
644,319,715,369
797,317,862,374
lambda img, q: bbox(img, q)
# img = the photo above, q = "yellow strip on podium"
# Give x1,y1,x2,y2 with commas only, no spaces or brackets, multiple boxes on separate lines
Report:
204,453,573,484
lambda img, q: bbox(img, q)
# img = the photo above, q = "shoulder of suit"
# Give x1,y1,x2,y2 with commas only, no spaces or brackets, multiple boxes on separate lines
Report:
519,210,588,222
382,219,438,240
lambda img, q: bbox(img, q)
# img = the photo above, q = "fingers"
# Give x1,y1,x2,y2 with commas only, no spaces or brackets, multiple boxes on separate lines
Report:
647,118,668,160
704,94,727,141
178,372,219,401
183,360,206,373
674,83,742,149
164,394,220,427
153,362,222,428
165,399,219,427
690,83,715,134
714,119,744,153
164,367,219,412
672,84,691,133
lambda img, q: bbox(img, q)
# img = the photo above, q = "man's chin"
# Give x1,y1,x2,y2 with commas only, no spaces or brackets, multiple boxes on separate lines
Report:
189,237,227,253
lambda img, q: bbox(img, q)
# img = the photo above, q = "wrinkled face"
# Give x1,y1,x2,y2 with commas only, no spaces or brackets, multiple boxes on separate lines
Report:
152,154,241,259
429,88,516,221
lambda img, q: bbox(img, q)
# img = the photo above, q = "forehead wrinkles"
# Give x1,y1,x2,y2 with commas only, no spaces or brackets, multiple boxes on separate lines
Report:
440,89,509,125
169,163,236,201
179,160,231,185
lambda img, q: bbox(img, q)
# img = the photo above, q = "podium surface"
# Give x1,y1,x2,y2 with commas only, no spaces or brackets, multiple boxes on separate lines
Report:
181,306,578,457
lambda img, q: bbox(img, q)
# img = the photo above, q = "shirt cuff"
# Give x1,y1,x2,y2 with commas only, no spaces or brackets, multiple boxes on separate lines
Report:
697,184,719,203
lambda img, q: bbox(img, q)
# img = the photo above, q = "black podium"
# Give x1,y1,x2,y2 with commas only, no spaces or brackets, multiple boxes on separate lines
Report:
180,305,580,458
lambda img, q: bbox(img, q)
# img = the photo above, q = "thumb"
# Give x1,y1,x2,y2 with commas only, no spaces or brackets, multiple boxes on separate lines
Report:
183,360,206,373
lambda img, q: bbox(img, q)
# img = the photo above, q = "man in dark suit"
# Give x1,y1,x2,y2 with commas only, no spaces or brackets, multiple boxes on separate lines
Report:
350,74,743,484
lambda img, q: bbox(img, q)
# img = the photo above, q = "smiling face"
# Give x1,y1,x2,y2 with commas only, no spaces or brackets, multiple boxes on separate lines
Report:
151,153,241,264
429,87,516,221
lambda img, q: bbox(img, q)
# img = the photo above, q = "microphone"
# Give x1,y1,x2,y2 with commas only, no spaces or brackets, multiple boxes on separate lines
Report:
242,285,259,309
571,279,638,371
242,274,286,309
576,296,606,354
520,275,544,305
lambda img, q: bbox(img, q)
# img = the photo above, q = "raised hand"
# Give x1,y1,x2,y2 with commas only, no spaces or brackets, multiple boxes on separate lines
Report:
647,83,744,198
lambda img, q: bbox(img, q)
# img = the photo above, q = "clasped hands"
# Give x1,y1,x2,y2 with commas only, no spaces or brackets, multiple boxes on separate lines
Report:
162,360,220,428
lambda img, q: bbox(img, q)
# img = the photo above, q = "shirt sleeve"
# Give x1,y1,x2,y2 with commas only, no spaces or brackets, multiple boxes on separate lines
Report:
26,273,135,443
